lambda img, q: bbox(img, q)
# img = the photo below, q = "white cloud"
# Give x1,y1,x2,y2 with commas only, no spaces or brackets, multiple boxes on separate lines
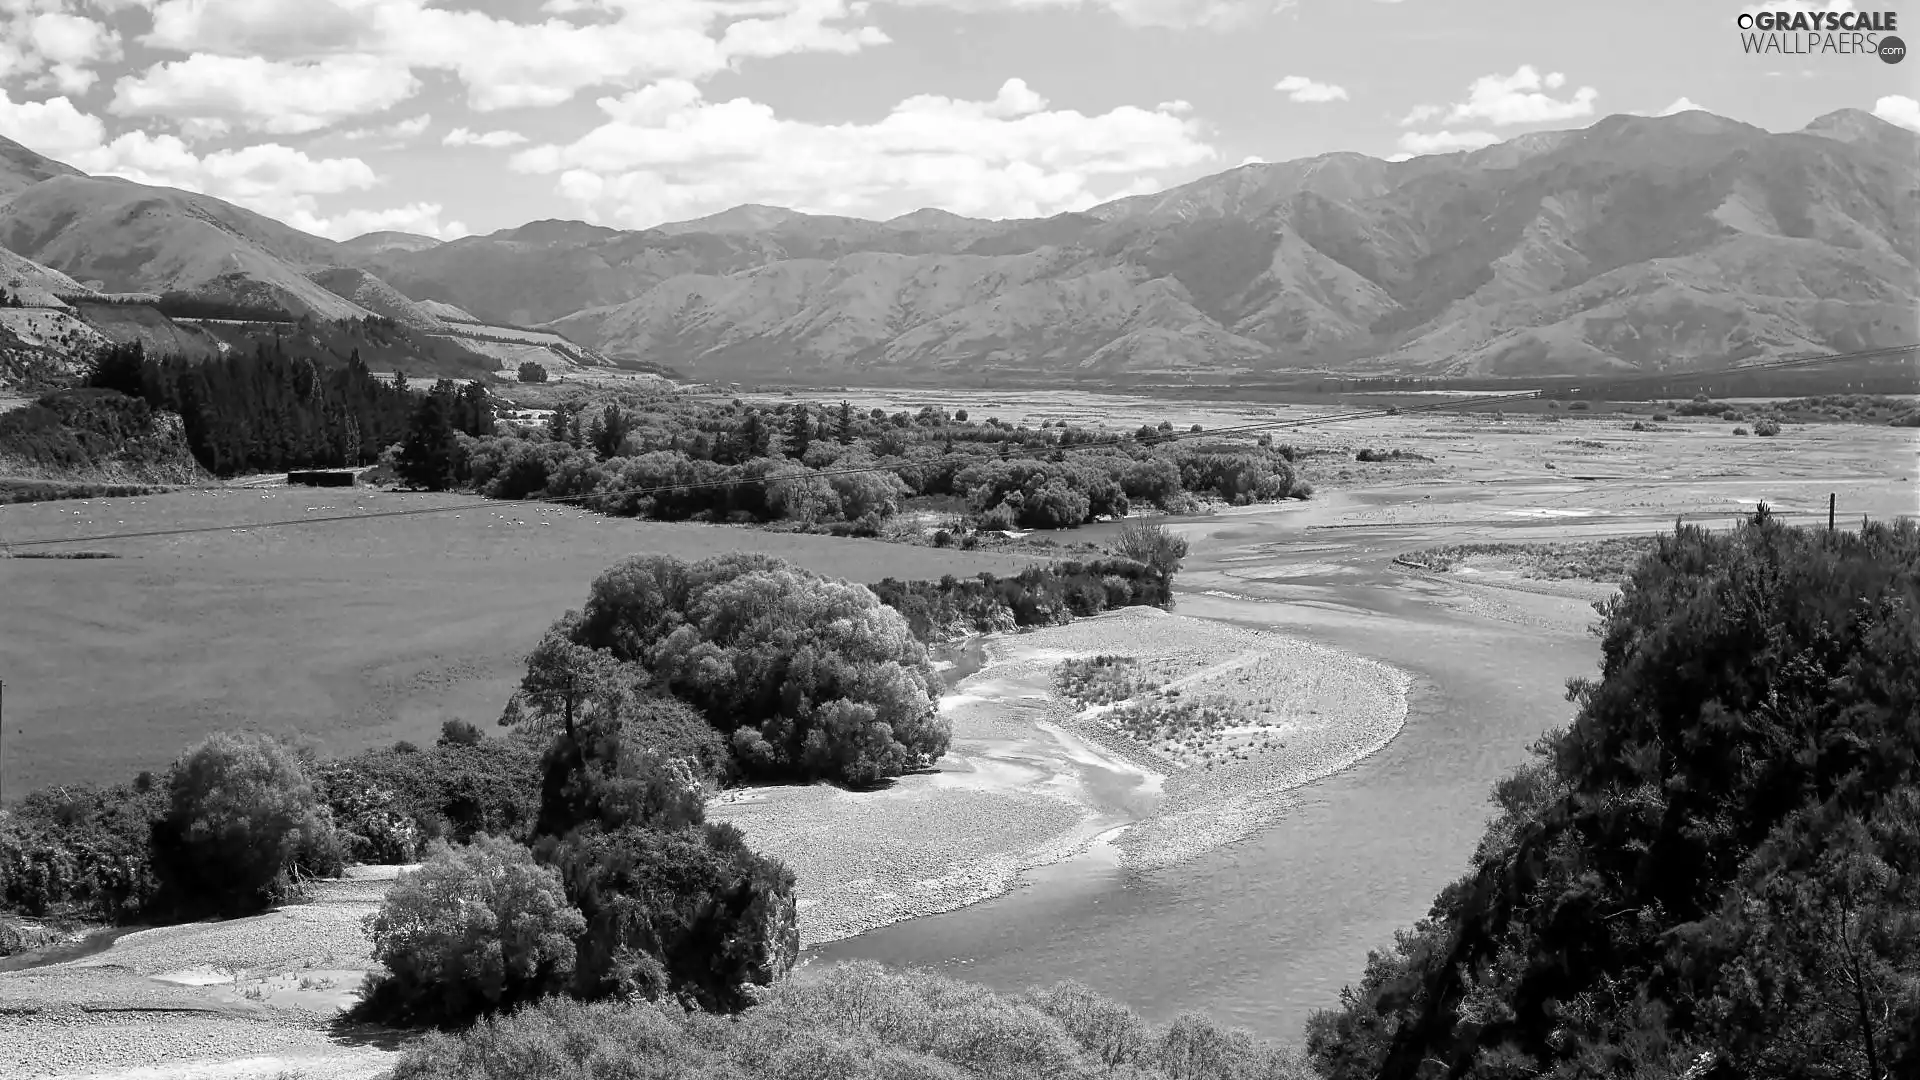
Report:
0,88,107,160
299,202,471,241
882,0,1281,30
444,126,529,148
1274,75,1348,103
1399,103,1443,126
1239,155,1266,165
509,76,1216,226
139,0,889,112
1873,94,1920,132
108,54,423,137
0,8,123,96
1659,96,1705,116
1443,65,1597,126
1395,129,1501,156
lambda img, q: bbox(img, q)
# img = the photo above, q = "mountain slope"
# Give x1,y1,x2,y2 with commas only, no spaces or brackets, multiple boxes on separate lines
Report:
532,109,1918,380
0,135,85,203
0,176,374,320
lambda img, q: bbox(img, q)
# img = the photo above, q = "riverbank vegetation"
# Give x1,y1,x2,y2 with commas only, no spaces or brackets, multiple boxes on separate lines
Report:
1306,511,1920,1079
1393,536,1661,582
388,960,1314,1080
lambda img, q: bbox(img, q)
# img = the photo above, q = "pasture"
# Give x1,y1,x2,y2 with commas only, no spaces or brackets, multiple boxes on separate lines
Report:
0,487,1030,794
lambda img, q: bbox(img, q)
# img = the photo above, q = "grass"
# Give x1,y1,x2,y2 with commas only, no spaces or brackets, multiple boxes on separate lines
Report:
1395,536,1660,582
0,487,1031,794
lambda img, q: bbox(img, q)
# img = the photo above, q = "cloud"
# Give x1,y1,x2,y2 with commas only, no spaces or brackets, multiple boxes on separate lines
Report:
509,76,1216,227
1442,65,1597,126
1659,96,1705,116
1399,103,1443,126
1873,94,1920,132
444,126,529,148
0,8,124,96
0,88,108,160
885,0,1283,31
139,0,889,112
1239,155,1266,165
1395,129,1501,156
302,202,471,241
109,54,423,137
1274,75,1348,103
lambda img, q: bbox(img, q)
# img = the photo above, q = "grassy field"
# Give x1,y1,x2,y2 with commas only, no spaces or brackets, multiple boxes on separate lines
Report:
0,487,1031,794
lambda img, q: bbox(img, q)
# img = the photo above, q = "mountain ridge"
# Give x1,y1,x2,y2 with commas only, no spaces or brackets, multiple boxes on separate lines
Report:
1,108,1914,385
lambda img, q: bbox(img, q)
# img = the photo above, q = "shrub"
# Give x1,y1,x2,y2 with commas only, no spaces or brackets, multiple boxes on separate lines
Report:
149,732,342,916
1753,417,1781,437
543,822,798,1010
518,361,549,383
1306,518,1920,1078
1733,426,1750,436
1113,520,1188,578
1568,400,1591,411
0,780,165,921
564,554,947,786
354,835,586,1028
439,719,486,747
1652,412,1671,422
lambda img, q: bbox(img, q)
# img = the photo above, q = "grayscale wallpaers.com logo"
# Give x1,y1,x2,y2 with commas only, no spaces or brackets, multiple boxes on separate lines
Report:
1736,8,1905,62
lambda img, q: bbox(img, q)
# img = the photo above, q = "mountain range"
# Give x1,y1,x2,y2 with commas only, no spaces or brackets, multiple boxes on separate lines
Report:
2,107,1916,387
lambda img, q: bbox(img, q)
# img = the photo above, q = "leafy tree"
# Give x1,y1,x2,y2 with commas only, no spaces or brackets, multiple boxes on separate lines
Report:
1306,517,1920,1080
149,732,342,916
517,361,548,383
438,719,485,748
355,835,586,1028
398,391,459,490
559,553,947,785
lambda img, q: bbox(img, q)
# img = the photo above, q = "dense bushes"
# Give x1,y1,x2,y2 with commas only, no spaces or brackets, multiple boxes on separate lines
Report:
530,552,947,787
385,961,1312,1080
148,732,344,917
1305,514,1920,1079
434,389,1308,536
355,836,586,1028
0,387,198,478
871,558,1174,643
313,734,543,863
0,778,166,922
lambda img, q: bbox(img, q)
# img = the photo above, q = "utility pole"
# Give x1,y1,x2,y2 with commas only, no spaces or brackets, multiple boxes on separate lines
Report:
1829,492,1836,533
1,678,6,810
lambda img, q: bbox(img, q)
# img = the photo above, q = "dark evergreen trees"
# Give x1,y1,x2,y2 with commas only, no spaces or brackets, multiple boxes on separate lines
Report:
397,392,459,491
786,403,811,459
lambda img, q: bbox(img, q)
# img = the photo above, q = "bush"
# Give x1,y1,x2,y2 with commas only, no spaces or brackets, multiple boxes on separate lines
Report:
0,780,165,921
386,961,1307,1080
1733,425,1750,435
543,822,798,1010
439,719,486,747
354,836,586,1028
1306,518,1920,1078
317,739,544,859
518,361,549,383
1113,520,1188,578
564,553,947,786
1754,417,1781,437
1568,400,1591,411
147,732,342,916
1652,412,1671,422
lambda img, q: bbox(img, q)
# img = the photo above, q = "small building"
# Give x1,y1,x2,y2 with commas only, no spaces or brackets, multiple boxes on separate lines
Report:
287,470,357,487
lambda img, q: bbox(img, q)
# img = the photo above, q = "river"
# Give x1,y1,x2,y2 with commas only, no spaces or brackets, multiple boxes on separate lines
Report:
814,488,1600,1042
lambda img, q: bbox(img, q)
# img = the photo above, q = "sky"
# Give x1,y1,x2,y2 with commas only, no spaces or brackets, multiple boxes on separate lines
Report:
0,0,1915,241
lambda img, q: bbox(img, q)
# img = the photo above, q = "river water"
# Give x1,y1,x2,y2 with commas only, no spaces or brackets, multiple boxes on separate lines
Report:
814,489,1600,1042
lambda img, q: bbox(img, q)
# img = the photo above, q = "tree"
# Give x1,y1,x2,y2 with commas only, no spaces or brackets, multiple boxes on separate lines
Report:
437,719,485,748
397,391,458,490
592,403,630,459
87,341,147,398
836,399,854,445
355,835,586,1028
149,732,342,916
1306,518,1920,1080
518,361,549,383
560,553,948,785
786,403,811,459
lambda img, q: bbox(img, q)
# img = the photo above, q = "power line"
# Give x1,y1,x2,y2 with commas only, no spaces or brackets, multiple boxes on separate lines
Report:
5,342,1909,551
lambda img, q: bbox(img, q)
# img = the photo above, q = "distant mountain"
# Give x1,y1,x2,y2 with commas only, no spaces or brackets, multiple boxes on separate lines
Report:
339,230,443,256
0,108,1914,386
540,109,1920,380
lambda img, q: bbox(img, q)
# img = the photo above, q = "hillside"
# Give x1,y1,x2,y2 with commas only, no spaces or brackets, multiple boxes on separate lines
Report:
0,176,376,320
0,135,84,203
0,108,1913,385
384,109,1919,381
